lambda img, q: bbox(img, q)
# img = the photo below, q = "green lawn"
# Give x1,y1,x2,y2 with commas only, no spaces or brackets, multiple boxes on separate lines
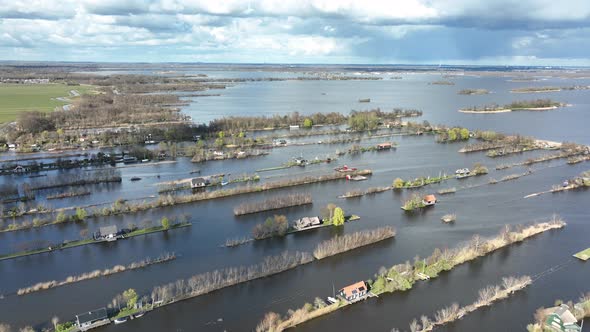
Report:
0,83,95,122
574,248,590,261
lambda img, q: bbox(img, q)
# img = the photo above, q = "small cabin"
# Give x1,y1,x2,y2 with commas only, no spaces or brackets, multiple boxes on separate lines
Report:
293,216,321,230
191,177,209,189
423,194,437,206
338,281,368,303
377,142,393,150
76,307,109,331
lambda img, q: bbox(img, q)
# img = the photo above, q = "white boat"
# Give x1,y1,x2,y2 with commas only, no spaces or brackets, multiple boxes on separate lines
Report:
114,317,128,324
133,312,145,318
327,296,338,304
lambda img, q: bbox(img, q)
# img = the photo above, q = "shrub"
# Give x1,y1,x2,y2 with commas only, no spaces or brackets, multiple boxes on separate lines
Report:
161,217,170,229
332,207,345,226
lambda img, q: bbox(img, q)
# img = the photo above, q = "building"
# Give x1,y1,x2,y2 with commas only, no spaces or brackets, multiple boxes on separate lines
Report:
338,281,368,303
98,225,118,241
423,194,437,206
293,216,321,230
544,305,581,332
191,177,209,189
76,307,109,331
377,142,393,150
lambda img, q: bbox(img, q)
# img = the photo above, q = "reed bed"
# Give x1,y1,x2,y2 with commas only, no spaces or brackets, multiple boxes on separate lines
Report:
16,253,175,296
437,187,456,195
27,169,121,191
46,190,91,200
410,276,532,331
148,251,313,307
234,194,312,216
313,226,396,259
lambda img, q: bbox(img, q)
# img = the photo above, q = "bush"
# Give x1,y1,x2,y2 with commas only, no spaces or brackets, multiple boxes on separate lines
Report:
56,211,67,223
393,178,405,189
161,217,170,229
252,215,289,240
75,208,87,221
332,207,345,226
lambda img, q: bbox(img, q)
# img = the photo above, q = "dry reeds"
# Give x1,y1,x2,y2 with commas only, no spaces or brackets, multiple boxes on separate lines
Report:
17,253,175,296
313,226,396,259
234,194,312,215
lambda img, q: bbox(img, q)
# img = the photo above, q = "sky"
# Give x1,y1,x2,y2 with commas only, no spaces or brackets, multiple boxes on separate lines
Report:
1,0,590,65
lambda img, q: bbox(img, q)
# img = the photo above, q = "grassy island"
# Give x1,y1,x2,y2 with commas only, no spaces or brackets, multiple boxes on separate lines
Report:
458,89,489,95
459,99,565,113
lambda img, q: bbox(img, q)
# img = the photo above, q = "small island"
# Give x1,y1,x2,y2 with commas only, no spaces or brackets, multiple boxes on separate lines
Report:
459,99,566,113
511,85,590,93
458,89,489,95
430,80,455,85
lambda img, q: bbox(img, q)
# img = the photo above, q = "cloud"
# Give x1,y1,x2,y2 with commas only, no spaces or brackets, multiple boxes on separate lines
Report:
0,0,589,64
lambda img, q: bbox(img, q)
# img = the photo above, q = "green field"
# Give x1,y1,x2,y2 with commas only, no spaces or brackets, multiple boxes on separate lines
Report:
573,248,590,261
0,83,95,122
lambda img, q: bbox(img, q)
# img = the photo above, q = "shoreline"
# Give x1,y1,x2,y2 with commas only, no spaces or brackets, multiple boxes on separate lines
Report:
459,105,561,113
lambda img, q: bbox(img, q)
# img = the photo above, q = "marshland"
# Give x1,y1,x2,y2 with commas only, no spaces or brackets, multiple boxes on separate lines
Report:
1,64,590,332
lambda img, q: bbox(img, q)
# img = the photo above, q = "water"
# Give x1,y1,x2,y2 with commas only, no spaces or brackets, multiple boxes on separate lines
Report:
1,66,589,332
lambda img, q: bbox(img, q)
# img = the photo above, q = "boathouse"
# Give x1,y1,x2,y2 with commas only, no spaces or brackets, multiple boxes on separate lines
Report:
338,281,368,303
75,307,109,331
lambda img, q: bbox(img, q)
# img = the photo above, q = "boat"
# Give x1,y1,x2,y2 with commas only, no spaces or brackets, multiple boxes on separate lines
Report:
346,175,367,181
130,177,142,181
334,165,358,173
221,181,229,186
114,317,128,324
133,312,145,318
327,296,338,304
358,98,371,103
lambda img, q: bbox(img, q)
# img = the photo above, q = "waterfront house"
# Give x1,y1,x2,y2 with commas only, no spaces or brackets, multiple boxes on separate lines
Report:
544,304,581,332
377,142,393,150
294,157,307,166
293,216,321,230
191,177,209,189
423,194,437,206
97,225,118,241
75,307,109,331
338,281,368,303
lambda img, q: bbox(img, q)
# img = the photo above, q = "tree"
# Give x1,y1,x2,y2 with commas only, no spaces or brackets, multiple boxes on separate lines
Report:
321,203,337,221
75,208,87,221
333,207,345,226
393,178,405,189
56,211,67,223
123,288,138,310
303,118,313,128
460,128,470,140
161,217,170,229
447,128,458,141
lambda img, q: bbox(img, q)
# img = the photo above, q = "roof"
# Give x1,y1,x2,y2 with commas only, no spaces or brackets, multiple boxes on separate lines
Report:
76,308,107,324
340,281,367,298
377,142,392,147
423,194,437,201
99,225,118,236
554,305,579,325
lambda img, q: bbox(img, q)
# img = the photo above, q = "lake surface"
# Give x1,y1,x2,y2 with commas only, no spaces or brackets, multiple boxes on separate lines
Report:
1,66,589,332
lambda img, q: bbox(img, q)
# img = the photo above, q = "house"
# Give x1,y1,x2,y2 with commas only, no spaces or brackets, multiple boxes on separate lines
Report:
544,305,581,332
294,157,307,166
75,307,109,331
423,194,437,206
293,216,321,230
98,225,118,241
377,142,393,150
338,281,368,303
191,177,209,189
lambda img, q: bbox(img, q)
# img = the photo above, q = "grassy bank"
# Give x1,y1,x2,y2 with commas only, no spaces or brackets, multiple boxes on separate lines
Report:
313,226,395,259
